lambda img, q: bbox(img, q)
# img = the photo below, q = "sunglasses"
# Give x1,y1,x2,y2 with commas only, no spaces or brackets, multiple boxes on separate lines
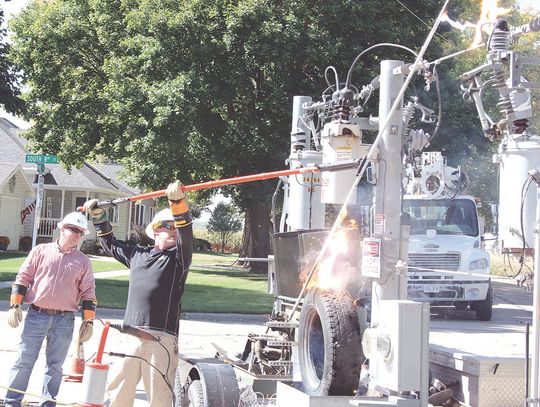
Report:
65,226,84,236
153,221,175,232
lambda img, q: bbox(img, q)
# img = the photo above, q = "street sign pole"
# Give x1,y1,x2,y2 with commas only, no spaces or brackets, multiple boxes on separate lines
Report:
32,166,45,249
25,154,57,248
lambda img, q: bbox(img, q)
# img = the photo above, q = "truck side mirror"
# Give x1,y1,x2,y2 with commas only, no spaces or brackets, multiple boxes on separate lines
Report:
478,216,485,236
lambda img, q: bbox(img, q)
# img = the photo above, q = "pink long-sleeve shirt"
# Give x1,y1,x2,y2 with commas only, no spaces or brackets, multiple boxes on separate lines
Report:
15,241,96,311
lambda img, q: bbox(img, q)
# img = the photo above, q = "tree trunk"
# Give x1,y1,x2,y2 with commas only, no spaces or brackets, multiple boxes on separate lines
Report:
241,203,271,274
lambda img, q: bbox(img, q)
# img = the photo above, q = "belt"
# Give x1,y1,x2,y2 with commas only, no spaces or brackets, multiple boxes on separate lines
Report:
31,304,72,316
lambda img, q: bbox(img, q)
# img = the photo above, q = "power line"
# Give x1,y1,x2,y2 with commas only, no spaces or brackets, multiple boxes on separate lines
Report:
392,0,454,45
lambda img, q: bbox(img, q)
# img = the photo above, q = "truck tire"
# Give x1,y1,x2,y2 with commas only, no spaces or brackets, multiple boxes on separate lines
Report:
174,367,186,407
298,288,363,396
177,363,239,407
474,284,493,321
184,380,205,407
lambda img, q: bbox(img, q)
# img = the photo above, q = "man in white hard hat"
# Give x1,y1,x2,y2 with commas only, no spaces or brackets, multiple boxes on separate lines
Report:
4,212,97,407
83,180,193,407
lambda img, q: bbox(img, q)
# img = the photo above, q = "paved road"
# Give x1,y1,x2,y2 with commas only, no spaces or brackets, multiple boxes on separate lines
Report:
429,278,532,357
0,304,266,406
0,277,532,406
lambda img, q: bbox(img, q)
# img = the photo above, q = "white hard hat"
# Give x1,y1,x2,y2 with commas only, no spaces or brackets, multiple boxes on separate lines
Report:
58,212,90,235
145,208,174,239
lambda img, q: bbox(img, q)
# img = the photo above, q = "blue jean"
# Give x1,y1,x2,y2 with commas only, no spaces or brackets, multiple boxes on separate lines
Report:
4,308,75,407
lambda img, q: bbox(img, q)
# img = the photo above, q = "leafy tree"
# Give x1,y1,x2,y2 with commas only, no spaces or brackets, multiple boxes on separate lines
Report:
207,202,242,253
10,0,520,270
0,8,24,115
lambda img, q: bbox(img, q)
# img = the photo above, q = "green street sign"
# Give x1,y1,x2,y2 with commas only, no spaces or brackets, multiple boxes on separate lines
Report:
25,154,59,164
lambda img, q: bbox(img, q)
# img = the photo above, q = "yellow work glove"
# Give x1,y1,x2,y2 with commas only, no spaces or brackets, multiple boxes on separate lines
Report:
166,181,192,228
79,320,93,343
166,180,186,201
7,305,23,328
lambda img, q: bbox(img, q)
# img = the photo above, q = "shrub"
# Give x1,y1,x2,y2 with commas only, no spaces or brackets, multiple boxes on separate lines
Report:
196,230,243,254
0,236,10,250
19,236,32,252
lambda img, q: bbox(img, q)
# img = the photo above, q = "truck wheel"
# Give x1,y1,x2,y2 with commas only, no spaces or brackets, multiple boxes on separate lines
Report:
184,380,205,407
475,284,493,321
298,288,363,396
178,363,239,407
174,367,186,407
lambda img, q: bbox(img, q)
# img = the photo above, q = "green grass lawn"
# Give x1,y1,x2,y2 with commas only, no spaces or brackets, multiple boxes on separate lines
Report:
0,251,272,314
489,251,534,278
0,252,127,281
89,267,272,313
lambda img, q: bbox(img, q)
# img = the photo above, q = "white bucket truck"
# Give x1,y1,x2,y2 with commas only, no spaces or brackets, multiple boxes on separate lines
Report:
403,152,492,320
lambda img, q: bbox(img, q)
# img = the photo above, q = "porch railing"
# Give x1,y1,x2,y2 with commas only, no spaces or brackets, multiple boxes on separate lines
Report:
38,218,61,238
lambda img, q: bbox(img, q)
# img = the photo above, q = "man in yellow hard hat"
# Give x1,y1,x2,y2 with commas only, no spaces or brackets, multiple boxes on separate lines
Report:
83,180,193,407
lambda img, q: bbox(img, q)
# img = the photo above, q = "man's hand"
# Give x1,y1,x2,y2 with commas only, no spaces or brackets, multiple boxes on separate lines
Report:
7,305,22,328
166,181,185,201
82,199,107,224
79,320,93,343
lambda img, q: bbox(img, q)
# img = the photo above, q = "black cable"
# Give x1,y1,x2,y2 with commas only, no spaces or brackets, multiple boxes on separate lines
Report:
156,337,173,398
512,176,533,279
270,178,283,234
428,65,442,142
106,351,176,406
324,66,340,91
346,43,418,89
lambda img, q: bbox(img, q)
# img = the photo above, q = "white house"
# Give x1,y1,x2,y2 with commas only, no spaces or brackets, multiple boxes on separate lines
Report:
0,118,157,251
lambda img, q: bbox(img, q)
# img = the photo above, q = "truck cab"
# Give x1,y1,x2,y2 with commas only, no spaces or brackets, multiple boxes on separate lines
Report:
403,195,493,320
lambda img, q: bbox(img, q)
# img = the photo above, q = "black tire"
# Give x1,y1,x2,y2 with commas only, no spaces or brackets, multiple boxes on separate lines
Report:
475,284,493,321
179,363,239,407
298,288,363,396
185,380,205,407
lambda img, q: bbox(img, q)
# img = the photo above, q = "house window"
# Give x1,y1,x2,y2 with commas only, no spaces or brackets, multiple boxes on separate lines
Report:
133,203,145,226
46,197,53,218
148,206,156,225
75,197,87,212
108,206,119,224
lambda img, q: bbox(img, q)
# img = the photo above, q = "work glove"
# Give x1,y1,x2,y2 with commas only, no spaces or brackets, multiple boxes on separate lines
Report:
7,305,23,328
82,199,111,236
167,181,192,228
79,320,93,343
82,199,108,224
166,180,186,202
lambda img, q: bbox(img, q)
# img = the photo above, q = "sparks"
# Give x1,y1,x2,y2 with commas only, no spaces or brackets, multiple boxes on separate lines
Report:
441,0,511,47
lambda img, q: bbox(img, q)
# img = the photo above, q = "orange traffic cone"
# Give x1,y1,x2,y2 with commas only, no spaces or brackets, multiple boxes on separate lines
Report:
63,340,85,382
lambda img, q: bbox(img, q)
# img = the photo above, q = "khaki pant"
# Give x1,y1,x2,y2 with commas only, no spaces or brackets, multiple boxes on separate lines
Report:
107,330,178,407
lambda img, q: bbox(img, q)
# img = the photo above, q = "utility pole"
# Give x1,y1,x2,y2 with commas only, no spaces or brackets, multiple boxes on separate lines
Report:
371,60,408,321
529,169,540,406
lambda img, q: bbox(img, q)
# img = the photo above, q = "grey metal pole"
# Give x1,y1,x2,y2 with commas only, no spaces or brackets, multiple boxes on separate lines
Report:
32,171,44,249
371,59,405,311
290,96,312,153
529,170,540,406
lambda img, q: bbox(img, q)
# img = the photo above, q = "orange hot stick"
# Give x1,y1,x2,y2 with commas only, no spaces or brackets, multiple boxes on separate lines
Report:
78,159,361,211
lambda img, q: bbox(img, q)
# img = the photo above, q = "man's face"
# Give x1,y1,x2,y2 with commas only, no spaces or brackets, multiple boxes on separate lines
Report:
60,225,85,247
153,220,176,250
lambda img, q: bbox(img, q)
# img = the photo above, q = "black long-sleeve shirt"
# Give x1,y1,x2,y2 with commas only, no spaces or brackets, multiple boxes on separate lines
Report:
98,225,193,337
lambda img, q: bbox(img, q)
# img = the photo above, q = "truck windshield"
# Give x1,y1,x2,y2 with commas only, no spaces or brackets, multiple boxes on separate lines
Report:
403,199,479,237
